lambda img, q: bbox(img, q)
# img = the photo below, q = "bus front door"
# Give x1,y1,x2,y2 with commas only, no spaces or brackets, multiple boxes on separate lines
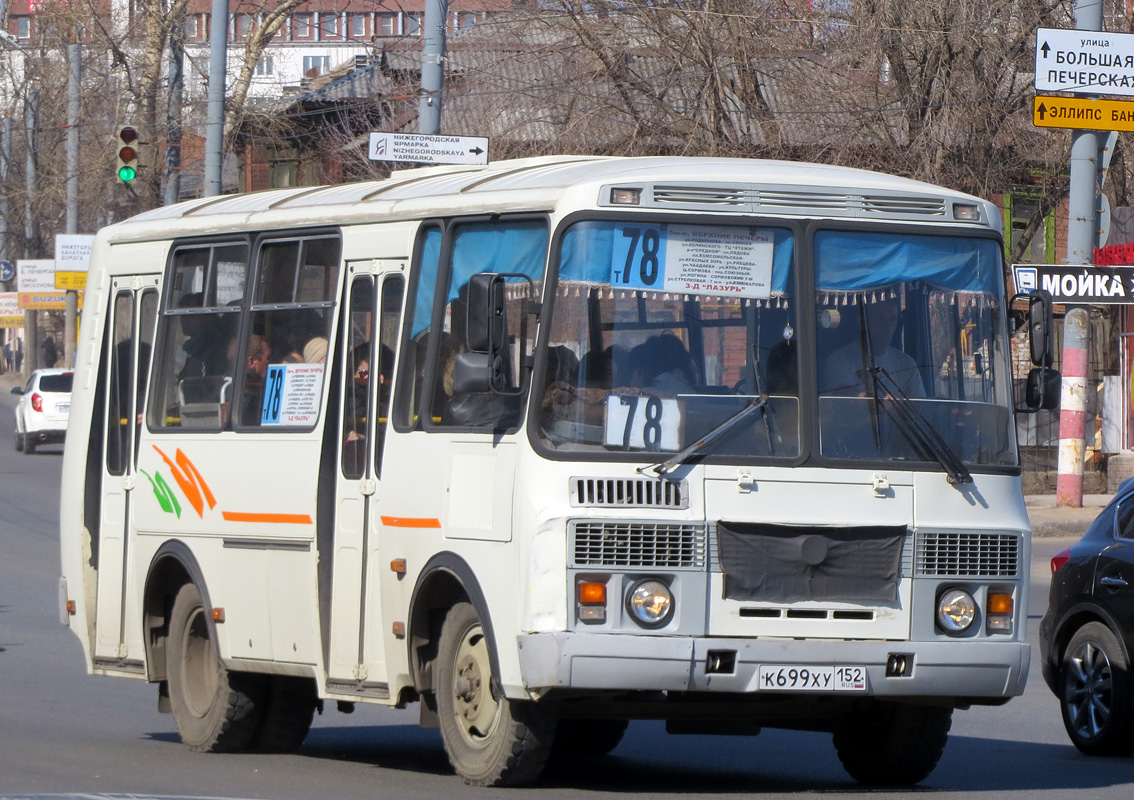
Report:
325,270,403,696
93,276,159,667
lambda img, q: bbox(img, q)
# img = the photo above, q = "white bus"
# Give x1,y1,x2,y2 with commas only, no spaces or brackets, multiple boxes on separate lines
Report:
59,156,1056,787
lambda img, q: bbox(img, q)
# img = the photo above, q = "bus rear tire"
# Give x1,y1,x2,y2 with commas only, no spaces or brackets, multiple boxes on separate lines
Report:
253,675,318,752
833,702,951,786
168,582,266,752
436,601,555,786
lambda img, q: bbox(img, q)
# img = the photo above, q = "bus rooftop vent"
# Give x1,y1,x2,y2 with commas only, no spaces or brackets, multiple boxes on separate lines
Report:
571,521,706,569
570,477,688,509
641,184,949,220
915,531,1020,578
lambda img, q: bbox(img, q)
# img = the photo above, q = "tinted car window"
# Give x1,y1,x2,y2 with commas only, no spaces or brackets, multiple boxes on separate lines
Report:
39,374,73,393
1117,498,1134,539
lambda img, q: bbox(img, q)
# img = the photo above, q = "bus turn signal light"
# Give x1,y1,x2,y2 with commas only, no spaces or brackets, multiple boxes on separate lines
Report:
211,607,225,623
987,592,1013,632
578,579,607,623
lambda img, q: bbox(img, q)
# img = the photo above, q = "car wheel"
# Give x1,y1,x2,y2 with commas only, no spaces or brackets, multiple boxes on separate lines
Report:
24,432,35,455
1060,622,1134,755
436,601,555,786
167,582,266,752
14,430,21,452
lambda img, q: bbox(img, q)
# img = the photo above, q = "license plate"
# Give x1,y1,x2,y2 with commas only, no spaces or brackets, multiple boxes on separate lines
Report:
758,665,867,692
58,403,70,414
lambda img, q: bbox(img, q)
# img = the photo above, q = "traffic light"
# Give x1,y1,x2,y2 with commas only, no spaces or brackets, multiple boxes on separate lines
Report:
116,124,139,183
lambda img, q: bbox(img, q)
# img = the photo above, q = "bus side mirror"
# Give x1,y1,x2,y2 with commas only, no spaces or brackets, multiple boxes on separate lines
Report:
1012,289,1054,367
1023,367,1060,412
452,351,508,394
466,273,505,354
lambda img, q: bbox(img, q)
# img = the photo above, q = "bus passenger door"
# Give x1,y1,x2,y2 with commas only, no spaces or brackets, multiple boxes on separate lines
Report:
326,269,403,694
93,277,159,665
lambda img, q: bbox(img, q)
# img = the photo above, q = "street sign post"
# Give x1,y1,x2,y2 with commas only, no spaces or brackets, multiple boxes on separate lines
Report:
368,133,489,166
1035,26,1134,97
1032,96,1134,131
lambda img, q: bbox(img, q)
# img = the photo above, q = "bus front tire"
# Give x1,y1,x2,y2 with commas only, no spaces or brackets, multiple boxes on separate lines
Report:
435,601,555,786
167,582,265,752
833,702,951,786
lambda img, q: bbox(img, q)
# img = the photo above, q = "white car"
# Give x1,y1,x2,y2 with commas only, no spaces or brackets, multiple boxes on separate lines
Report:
13,368,73,454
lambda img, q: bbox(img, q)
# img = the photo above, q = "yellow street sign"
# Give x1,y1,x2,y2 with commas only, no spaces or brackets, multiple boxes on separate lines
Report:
56,271,88,290
1033,95,1134,131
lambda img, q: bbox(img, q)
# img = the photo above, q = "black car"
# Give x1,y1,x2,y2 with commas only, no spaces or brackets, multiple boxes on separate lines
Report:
1040,477,1134,755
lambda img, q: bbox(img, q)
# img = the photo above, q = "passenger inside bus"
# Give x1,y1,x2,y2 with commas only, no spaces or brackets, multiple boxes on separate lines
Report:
626,333,697,393
241,334,271,424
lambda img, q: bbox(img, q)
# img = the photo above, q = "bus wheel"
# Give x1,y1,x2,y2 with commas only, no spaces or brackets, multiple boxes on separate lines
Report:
167,582,265,752
833,702,951,785
253,675,318,752
436,601,554,786
553,718,629,757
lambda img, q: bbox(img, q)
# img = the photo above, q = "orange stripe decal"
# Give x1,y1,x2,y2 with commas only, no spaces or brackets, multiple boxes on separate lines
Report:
381,516,441,528
221,511,313,524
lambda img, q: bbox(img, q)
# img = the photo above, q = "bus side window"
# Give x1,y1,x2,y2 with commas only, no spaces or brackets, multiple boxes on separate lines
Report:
149,242,247,430
238,235,339,429
394,225,442,431
374,274,404,477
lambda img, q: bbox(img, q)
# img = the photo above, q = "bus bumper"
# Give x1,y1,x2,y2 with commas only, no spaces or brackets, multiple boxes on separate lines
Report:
516,632,1030,699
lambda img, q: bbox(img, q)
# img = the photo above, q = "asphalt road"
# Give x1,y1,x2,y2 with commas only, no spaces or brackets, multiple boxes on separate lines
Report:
2,386,1133,799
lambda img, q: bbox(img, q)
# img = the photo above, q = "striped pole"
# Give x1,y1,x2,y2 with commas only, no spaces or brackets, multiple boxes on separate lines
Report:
1056,308,1089,507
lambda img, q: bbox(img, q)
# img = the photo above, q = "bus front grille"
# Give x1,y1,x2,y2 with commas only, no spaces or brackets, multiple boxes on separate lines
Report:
571,521,706,569
915,531,1020,578
570,477,688,509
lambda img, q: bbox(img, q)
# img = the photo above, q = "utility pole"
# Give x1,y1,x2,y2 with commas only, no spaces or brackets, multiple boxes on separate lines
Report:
63,40,79,367
24,87,38,374
419,0,448,135
164,19,185,207
203,0,228,196
1056,0,1103,508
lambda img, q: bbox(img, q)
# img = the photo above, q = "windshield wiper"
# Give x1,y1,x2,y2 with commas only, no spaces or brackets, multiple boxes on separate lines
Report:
867,365,973,486
638,395,769,478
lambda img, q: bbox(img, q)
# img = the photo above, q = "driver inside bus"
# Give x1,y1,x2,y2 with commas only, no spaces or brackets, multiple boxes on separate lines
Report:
823,298,925,399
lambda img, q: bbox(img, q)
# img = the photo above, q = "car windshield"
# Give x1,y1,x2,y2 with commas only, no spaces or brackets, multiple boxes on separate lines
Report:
39,374,73,393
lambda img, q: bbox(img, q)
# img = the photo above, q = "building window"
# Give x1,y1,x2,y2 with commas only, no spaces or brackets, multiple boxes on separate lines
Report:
303,55,331,77
294,13,312,39
255,56,274,76
185,14,199,38
16,17,31,39
237,14,254,40
406,13,422,36
1005,193,1055,263
458,12,477,31
350,13,367,38
320,13,338,38
378,13,395,36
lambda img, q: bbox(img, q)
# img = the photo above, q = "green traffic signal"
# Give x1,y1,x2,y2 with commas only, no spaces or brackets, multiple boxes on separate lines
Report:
116,124,139,184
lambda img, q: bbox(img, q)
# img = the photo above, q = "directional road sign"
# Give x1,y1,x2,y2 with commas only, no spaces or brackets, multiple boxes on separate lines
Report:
368,132,489,166
1033,96,1134,131
0,260,13,282
1035,27,1134,97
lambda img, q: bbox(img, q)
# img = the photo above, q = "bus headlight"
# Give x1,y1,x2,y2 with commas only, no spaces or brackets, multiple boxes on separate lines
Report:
936,589,976,633
626,579,674,628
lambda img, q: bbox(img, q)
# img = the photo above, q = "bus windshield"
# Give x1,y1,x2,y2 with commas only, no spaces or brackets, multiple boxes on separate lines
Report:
536,219,1016,470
